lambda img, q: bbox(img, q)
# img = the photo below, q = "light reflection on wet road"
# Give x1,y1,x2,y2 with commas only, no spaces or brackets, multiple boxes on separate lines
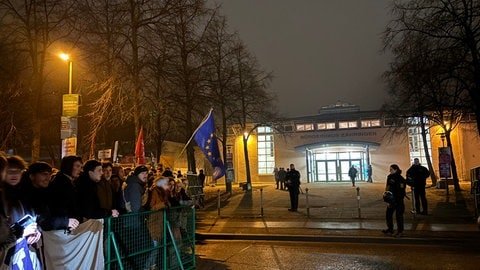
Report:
196,240,480,270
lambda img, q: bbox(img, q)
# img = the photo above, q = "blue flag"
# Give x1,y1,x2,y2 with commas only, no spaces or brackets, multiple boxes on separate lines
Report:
194,110,225,180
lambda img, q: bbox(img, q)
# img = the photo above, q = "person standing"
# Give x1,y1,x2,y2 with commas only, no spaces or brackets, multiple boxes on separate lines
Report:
406,158,430,215
76,160,119,220
278,168,287,190
348,165,358,187
198,169,206,188
285,164,300,212
367,164,373,183
382,164,407,237
44,156,82,232
273,168,280,189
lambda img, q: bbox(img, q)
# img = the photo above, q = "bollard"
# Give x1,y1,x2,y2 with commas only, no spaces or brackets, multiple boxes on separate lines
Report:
356,187,361,219
305,188,310,218
474,181,479,218
260,188,264,217
217,189,221,216
445,178,449,196
411,187,416,218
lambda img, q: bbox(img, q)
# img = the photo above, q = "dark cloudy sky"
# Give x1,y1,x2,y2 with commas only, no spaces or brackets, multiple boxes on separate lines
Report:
214,0,393,117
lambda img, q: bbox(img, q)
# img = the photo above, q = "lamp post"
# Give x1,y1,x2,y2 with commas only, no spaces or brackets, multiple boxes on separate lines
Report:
59,53,73,94
59,52,78,157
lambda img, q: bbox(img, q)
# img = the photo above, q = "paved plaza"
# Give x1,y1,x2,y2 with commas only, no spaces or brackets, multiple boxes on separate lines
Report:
197,181,479,240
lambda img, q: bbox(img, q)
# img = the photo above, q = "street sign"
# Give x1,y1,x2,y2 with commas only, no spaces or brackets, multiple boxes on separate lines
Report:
60,116,78,139
62,137,77,158
439,147,452,178
98,149,112,160
62,94,79,117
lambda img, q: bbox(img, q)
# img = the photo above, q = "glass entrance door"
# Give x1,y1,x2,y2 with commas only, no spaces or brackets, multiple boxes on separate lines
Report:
339,159,362,181
316,160,339,181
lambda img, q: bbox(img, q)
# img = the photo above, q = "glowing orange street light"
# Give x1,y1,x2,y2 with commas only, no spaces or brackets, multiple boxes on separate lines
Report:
59,52,73,94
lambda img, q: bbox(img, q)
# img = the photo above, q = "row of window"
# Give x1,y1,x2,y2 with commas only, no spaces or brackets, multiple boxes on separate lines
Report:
257,127,275,175
295,119,381,132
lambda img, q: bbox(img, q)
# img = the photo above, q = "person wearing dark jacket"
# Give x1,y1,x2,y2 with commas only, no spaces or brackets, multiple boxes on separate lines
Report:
1,156,42,268
44,156,82,232
0,153,16,254
406,158,430,215
20,162,53,231
124,165,149,212
285,164,301,212
120,165,153,269
382,164,407,237
76,160,119,221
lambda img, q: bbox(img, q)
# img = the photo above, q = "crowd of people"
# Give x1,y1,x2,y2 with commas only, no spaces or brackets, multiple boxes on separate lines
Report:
0,152,196,269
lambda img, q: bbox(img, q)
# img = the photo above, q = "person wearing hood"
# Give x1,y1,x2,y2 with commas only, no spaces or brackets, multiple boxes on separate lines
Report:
45,156,82,232
76,160,119,221
124,165,149,212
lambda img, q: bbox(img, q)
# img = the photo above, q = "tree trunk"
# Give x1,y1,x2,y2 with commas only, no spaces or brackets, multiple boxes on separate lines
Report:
221,107,231,193
243,136,251,186
186,109,196,173
31,119,41,162
445,131,461,191
420,117,437,185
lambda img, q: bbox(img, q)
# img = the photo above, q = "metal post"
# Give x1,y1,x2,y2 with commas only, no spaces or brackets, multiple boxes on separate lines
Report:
305,188,310,218
356,187,361,219
260,188,264,217
411,187,416,218
68,60,73,94
474,181,479,218
446,177,449,196
217,189,221,216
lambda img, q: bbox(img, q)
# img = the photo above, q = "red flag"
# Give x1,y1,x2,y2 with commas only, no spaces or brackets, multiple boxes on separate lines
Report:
135,127,145,165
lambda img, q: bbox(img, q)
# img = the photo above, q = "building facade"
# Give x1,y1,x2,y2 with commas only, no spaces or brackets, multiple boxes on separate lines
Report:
227,103,480,184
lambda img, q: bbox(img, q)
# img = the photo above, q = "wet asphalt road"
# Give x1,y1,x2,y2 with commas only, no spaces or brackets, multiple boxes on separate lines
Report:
195,240,480,270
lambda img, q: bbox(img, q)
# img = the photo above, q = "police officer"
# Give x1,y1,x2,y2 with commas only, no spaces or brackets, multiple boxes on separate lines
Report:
382,164,407,237
406,158,430,215
285,164,300,212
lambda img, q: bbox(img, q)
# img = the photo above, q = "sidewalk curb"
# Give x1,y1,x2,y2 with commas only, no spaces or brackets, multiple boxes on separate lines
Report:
196,232,480,246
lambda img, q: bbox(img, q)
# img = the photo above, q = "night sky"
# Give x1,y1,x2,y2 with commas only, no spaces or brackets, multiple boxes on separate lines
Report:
214,0,393,117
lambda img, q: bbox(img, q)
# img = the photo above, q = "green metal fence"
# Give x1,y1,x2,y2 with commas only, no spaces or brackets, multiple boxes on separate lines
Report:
104,206,196,270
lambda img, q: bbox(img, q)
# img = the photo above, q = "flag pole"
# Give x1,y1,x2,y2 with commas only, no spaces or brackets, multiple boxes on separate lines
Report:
176,108,213,160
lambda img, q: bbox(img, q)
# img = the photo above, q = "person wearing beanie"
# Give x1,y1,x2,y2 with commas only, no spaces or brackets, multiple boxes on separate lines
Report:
124,165,149,213
120,165,153,269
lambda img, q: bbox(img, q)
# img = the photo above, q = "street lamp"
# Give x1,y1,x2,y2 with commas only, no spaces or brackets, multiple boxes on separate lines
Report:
59,53,73,94
59,52,77,157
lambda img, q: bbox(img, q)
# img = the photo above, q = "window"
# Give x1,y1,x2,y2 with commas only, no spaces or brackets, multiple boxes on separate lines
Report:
361,119,381,128
408,126,432,166
257,126,275,174
317,122,336,130
384,118,403,127
338,121,358,129
284,125,293,132
296,123,314,131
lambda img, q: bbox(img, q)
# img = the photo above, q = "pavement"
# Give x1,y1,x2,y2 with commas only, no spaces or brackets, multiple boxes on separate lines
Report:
196,180,480,244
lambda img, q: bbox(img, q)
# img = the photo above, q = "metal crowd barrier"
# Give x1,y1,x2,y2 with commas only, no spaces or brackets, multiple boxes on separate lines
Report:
104,206,196,270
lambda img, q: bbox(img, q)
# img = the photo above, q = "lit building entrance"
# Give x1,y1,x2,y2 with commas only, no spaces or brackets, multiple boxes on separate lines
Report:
303,143,375,183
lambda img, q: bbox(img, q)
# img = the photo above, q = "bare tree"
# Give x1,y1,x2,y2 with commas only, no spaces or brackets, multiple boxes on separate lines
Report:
232,42,275,186
202,13,238,192
385,0,480,134
0,0,75,161
384,33,469,190
161,0,215,172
